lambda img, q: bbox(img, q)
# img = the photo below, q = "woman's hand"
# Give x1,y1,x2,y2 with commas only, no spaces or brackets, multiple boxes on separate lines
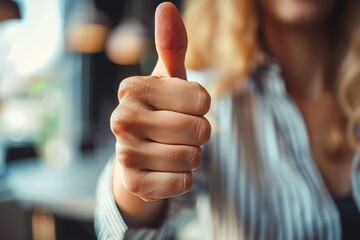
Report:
111,2,211,206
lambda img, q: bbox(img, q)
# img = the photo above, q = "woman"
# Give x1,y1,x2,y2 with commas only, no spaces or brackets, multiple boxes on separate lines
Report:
96,0,360,239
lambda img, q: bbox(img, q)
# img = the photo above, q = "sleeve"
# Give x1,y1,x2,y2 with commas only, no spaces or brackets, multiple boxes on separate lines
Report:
94,156,207,240
94,157,129,240
95,69,213,240
95,158,159,239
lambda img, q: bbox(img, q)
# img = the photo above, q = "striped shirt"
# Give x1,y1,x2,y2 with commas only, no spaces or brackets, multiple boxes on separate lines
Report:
95,60,360,239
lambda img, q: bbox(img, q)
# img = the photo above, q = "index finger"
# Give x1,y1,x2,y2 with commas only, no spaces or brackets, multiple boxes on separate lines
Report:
143,76,211,116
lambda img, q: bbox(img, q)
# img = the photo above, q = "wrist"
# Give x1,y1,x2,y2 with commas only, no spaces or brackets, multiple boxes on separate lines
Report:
112,161,168,228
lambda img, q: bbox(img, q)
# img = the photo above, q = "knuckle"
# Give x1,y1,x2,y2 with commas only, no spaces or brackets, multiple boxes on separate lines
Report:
111,105,139,134
118,76,157,107
117,111,132,132
115,131,132,145
110,109,121,135
195,117,212,144
116,145,136,168
118,77,138,100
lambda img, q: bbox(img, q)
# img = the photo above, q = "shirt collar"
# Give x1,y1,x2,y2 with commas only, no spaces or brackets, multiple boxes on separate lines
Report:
251,57,286,97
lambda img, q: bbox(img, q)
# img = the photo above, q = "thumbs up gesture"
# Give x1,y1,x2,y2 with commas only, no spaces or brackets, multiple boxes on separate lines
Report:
111,2,211,203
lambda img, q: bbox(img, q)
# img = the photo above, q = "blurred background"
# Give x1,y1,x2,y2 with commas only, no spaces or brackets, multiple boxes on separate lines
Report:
0,0,182,239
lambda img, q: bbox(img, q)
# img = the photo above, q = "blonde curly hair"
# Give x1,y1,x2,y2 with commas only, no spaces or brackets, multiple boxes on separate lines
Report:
183,0,360,150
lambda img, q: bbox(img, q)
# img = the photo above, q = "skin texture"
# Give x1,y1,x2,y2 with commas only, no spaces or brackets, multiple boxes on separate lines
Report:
111,0,352,229
111,2,211,227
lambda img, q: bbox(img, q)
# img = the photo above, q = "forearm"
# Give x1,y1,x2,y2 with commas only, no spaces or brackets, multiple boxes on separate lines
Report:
112,161,169,228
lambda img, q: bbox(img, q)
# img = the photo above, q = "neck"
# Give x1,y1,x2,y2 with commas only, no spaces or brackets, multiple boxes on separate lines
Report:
262,16,330,100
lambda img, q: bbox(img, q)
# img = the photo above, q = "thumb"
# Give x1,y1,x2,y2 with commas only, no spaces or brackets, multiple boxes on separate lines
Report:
152,2,188,80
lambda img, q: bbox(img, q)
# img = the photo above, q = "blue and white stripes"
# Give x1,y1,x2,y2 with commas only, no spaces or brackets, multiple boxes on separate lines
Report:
95,159,128,240
95,61,360,239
